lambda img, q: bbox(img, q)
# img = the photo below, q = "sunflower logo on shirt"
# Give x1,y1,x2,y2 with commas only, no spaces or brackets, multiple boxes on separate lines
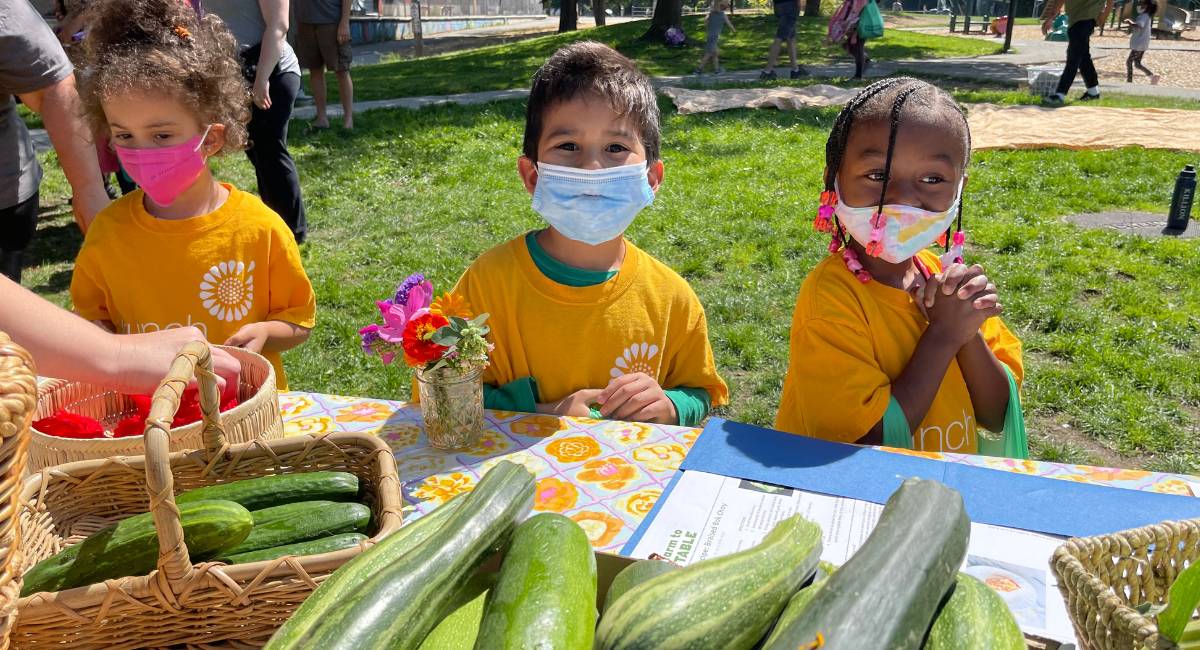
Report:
200,260,255,322
610,342,659,378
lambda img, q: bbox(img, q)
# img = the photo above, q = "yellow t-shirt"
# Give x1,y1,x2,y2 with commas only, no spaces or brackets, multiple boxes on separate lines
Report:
70,185,316,390
775,250,1023,453
452,235,729,408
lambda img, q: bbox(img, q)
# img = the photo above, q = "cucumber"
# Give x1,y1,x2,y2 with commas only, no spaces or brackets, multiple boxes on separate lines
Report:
271,461,535,650
763,562,838,647
21,500,252,596
596,513,823,650
923,573,1024,650
175,471,359,511
419,573,498,650
602,559,680,615
763,478,970,650
265,495,465,648
222,501,371,556
476,513,597,650
220,533,368,565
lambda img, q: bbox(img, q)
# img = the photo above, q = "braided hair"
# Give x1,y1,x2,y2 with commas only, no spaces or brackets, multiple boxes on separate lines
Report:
821,78,972,260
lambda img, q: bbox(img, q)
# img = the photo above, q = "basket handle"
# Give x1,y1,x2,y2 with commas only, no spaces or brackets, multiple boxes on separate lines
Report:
143,341,227,583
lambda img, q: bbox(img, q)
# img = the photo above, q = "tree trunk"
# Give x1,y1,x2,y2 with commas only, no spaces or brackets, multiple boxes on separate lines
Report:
640,0,682,40
559,0,578,31
803,0,821,16
594,0,606,25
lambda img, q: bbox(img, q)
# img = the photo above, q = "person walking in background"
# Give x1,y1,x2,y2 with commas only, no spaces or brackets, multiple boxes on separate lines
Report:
1041,0,1113,106
297,0,355,130
760,0,805,80
828,0,876,80
202,0,309,243
2,0,110,283
695,0,735,75
1124,0,1160,85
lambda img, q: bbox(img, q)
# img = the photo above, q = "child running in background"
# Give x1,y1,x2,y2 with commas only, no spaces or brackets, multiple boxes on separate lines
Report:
776,77,1027,457
695,1,736,75
70,0,315,390
1124,0,1160,85
450,42,728,426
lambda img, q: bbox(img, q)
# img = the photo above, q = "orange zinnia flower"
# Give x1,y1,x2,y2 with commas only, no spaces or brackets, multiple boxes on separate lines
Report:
430,292,473,319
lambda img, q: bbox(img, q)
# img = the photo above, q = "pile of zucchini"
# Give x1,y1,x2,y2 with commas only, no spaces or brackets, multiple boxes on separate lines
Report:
21,471,373,597
262,465,1025,650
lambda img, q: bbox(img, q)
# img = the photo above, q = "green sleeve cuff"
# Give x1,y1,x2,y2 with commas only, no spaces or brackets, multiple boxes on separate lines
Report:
882,396,913,449
483,377,539,414
977,365,1029,459
665,387,712,427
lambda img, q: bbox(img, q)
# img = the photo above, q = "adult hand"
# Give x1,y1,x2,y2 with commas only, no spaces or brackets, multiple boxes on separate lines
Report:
597,372,678,424
1041,17,1054,34
113,327,241,396
338,20,351,44
224,322,270,354
537,388,604,418
252,76,272,110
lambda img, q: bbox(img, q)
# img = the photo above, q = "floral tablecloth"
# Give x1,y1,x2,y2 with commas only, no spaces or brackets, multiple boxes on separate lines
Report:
280,392,1197,553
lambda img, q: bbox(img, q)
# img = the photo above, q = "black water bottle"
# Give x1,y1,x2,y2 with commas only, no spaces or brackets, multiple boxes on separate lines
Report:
1167,164,1196,232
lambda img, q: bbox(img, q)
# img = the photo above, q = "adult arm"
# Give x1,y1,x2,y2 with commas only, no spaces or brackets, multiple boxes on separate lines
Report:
0,276,239,394
252,0,290,109
18,75,109,232
1041,0,1066,32
339,0,353,43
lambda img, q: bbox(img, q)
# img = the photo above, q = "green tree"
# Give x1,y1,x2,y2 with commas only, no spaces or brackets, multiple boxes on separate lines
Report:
641,0,683,40
560,0,578,31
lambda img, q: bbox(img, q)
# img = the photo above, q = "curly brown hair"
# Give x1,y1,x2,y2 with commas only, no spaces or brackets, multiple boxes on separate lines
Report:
77,0,250,153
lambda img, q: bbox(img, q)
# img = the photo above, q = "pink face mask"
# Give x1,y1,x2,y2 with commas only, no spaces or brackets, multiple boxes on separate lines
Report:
114,125,212,206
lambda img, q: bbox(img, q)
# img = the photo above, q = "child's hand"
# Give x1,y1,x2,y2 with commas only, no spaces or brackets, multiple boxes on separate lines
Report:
917,264,1002,347
597,373,678,424
538,388,604,418
224,322,270,354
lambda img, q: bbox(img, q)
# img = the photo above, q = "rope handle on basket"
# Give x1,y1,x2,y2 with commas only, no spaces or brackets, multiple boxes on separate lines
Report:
143,340,228,584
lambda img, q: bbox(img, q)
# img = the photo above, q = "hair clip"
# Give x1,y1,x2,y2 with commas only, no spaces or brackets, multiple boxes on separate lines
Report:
173,25,192,41
939,230,966,267
863,211,885,257
814,190,837,233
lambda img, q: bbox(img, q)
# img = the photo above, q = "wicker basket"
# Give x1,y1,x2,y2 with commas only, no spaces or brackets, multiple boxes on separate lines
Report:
1051,519,1200,650
28,345,282,473
12,342,403,649
0,334,35,650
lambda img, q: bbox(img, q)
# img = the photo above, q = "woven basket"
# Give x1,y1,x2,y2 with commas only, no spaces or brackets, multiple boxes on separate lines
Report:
1051,519,1200,650
28,345,281,473
13,342,403,649
0,334,35,650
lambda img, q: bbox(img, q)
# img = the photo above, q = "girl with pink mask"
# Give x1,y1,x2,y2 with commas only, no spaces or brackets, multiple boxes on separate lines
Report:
69,0,315,390
775,78,1027,458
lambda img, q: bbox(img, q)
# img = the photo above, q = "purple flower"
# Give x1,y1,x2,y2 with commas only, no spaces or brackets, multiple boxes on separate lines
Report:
394,273,428,306
359,324,381,354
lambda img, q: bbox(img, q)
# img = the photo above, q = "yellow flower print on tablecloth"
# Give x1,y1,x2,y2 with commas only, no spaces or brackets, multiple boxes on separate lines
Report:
335,402,393,424
884,448,946,460
619,488,662,518
509,414,568,438
600,422,653,447
412,472,476,506
488,410,518,420
368,422,422,451
576,457,640,491
1074,466,1151,483
632,442,688,474
460,430,512,457
571,511,623,548
545,436,602,464
983,458,1040,474
478,450,549,477
284,415,334,437
533,477,579,512
278,394,314,419
680,428,700,448
1150,479,1192,496
320,394,361,404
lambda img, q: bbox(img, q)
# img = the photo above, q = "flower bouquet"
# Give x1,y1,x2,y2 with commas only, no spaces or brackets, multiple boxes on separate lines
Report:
360,273,492,450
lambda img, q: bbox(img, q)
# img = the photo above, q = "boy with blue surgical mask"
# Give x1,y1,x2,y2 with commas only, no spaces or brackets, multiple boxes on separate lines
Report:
448,42,728,425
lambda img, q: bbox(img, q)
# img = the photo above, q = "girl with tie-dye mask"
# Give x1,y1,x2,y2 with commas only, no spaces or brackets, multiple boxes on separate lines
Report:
775,77,1028,458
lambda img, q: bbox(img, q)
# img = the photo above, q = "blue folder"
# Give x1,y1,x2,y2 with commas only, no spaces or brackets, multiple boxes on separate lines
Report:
672,418,1200,539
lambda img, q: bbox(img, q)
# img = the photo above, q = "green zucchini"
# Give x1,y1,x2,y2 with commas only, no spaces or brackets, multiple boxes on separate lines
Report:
21,499,252,596
418,573,497,650
175,471,359,510
265,495,466,649
602,559,680,615
476,513,597,650
762,562,838,647
763,478,970,650
923,573,1024,650
271,461,535,650
596,513,823,650
220,532,368,565
222,501,370,556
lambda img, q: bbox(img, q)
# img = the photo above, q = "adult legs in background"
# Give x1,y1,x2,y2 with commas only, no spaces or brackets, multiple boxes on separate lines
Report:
849,35,867,78
336,69,354,130
1056,19,1098,96
246,70,308,243
0,191,40,283
309,64,330,129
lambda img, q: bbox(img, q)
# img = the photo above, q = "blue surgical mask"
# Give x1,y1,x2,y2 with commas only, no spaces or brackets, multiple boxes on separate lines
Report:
531,161,655,245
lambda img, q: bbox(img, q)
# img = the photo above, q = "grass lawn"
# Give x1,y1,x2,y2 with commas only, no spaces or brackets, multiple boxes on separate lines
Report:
25,86,1200,472
310,15,999,101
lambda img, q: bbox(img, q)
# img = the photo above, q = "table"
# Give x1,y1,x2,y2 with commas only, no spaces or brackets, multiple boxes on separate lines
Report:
280,391,1198,553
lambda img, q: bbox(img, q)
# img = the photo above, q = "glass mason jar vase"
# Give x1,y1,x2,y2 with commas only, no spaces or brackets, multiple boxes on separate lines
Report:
415,363,485,451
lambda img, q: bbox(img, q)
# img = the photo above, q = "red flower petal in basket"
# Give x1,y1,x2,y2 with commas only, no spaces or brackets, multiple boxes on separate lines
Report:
33,411,105,439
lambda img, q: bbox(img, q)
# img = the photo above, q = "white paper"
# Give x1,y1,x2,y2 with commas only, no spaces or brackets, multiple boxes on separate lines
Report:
628,470,1076,645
